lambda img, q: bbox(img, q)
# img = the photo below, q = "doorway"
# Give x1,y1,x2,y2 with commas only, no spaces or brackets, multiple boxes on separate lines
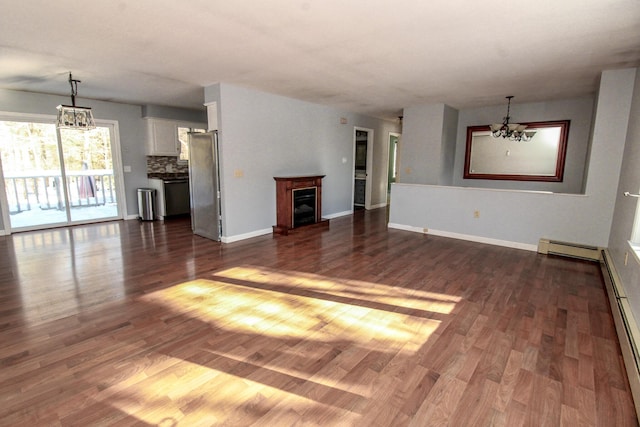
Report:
0,119,124,232
387,132,401,198
353,127,373,210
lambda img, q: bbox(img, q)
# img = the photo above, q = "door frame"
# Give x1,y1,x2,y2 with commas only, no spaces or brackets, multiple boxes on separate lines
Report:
385,131,401,205
352,126,374,210
0,112,127,234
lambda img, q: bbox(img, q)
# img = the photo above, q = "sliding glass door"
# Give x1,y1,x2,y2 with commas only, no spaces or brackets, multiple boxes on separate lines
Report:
0,120,122,231
59,127,119,223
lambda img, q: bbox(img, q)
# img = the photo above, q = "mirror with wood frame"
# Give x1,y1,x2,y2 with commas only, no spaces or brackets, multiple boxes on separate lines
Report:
463,120,570,182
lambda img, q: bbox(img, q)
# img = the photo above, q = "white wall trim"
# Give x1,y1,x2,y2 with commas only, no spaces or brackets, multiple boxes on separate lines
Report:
324,210,353,219
387,222,538,252
388,223,423,233
370,202,388,210
222,228,272,243
221,211,354,242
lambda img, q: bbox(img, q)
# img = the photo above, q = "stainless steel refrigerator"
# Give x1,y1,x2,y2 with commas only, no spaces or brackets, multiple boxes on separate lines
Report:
188,131,221,241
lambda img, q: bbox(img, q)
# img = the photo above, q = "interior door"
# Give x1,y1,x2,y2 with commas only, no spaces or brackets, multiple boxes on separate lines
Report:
387,132,400,194
188,131,221,241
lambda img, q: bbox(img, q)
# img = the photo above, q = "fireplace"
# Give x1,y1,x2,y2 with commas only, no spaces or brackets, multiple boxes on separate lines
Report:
273,175,329,235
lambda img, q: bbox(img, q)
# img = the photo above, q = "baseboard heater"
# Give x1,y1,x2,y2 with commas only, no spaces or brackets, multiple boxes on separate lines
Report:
537,238,602,261
538,240,640,417
600,249,640,418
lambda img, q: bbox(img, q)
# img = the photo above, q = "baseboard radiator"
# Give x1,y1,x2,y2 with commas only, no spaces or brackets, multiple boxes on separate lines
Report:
537,238,602,261
600,249,640,418
538,240,640,416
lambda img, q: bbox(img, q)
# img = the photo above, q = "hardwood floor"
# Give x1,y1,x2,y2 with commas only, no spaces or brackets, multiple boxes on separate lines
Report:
0,208,637,426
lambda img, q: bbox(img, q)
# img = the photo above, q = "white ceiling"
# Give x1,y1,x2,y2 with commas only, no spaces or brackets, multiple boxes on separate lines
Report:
1,1,639,120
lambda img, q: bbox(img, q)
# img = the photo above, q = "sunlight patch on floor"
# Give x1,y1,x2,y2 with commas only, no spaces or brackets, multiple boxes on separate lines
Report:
213,265,461,314
143,264,458,355
94,355,319,425
124,268,460,424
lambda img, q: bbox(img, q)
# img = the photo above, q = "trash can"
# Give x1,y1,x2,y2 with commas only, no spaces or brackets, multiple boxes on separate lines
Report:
137,188,156,221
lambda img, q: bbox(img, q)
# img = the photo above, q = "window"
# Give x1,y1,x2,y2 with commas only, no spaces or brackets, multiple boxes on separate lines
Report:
178,126,206,162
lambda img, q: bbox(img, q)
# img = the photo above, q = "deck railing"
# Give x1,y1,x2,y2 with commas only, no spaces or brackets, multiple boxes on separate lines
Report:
4,170,116,214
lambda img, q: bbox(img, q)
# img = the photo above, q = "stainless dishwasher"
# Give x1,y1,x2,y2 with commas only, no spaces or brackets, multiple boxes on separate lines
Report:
163,179,190,217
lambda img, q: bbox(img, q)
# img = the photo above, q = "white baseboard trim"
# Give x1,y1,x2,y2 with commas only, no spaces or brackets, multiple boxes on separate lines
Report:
222,228,272,244
387,223,423,233
387,223,537,252
324,210,353,219
125,214,139,220
369,202,388,210
223,211,354,243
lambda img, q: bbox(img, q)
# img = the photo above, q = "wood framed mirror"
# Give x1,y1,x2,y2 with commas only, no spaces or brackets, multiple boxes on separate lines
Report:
463,120,570,182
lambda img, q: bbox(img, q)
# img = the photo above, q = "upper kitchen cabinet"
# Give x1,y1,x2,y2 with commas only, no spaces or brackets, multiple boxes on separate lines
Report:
144,118,206,157
145,118,180,156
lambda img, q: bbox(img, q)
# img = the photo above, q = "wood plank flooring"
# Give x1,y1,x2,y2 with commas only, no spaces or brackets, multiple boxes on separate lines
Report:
0,208,637,426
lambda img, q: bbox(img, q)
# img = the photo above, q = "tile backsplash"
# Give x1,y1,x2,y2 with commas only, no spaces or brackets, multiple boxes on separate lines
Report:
146,156,189,175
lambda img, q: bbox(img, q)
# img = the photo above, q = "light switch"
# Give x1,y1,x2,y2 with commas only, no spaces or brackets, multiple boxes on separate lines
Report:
123,165,131,172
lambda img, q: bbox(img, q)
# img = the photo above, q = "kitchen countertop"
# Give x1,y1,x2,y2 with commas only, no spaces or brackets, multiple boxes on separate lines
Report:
148,173,189,180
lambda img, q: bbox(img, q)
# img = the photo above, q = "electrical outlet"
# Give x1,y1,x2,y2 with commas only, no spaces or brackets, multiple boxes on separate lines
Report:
474,210,480,218
234,169,244,178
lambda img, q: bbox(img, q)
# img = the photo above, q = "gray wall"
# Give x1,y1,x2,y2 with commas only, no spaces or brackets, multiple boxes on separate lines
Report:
608,68,640,322
142,104,206,122
439,105,459,186
398,103,448,185
452,96,594,194
206,83,398,240
389,68,636,249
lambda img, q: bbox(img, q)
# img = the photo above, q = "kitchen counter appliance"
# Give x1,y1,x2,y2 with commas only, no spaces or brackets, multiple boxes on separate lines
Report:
147,177,190,219
163,178,190,217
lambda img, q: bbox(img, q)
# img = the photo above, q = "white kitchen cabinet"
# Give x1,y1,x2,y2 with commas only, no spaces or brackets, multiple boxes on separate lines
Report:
145,118,207,157
145,118,180,156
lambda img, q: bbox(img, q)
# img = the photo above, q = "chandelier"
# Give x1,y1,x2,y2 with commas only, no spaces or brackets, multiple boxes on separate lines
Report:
56,72,96,130
489,96,535,142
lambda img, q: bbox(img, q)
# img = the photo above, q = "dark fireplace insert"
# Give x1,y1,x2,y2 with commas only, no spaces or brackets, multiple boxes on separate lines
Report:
292,187,316,227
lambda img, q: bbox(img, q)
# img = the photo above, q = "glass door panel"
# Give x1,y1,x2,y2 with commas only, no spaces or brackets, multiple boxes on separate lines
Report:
1,120,122,231
59,127,119,222
0,121,68,229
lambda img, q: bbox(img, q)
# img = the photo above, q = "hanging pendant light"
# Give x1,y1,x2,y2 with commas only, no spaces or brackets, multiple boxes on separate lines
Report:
56,72,96,130
489,96,535,142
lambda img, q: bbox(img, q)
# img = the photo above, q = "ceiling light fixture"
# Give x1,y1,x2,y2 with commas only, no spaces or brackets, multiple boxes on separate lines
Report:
56,72,95,130
489,96,535,142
